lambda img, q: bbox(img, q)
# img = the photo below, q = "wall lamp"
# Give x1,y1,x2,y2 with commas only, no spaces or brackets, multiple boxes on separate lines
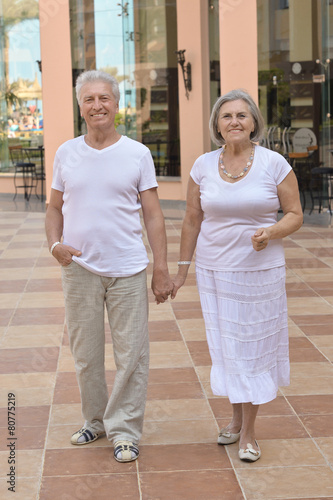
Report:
175,49,192,99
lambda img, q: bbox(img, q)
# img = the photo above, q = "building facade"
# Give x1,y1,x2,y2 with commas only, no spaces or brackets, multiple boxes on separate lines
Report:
0,0,332,202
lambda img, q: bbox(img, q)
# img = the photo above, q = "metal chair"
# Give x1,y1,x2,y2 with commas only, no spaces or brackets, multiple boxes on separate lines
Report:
288,152,314,212
9,145,37,201
309,167,333,215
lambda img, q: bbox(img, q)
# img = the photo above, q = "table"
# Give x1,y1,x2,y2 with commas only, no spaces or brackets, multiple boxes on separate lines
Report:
22,146,45,201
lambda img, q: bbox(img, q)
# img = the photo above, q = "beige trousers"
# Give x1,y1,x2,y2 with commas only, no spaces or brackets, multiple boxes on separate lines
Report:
61,261,149,444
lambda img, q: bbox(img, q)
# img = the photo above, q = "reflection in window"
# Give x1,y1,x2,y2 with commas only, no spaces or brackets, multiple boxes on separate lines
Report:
70,0,180,176
0,0,42,172
257,0,332,167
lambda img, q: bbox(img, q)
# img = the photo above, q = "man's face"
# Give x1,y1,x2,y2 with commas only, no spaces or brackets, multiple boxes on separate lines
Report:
79,81,119,131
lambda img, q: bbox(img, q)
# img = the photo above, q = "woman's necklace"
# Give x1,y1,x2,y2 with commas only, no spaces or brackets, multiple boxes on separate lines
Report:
219,144,255,179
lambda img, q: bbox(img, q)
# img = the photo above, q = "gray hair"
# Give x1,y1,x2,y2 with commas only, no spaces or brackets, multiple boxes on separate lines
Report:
209,89,265,146
76,70,120,105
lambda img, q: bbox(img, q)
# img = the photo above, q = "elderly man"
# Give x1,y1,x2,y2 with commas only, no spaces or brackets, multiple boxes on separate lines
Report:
45,70,173,462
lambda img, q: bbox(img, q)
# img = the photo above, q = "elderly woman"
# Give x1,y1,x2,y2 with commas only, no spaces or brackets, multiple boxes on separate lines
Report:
172,89,303,462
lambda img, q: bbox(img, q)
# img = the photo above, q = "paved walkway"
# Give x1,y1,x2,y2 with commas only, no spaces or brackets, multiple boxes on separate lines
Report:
0,199,333,499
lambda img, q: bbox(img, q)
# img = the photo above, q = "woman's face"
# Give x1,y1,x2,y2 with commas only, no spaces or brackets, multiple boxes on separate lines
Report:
217,99,255,146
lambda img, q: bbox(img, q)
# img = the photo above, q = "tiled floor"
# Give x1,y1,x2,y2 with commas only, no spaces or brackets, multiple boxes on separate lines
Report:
0,196,333,499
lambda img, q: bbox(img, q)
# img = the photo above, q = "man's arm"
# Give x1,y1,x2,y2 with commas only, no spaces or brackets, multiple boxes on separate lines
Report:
140,188,173,304
45,188,82,266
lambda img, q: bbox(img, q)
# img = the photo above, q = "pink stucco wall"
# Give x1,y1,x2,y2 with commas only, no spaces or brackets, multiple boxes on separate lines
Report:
39,0,74,204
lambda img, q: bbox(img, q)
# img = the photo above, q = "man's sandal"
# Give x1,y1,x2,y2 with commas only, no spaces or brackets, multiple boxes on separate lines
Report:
71,427,105,445
114,440,139,462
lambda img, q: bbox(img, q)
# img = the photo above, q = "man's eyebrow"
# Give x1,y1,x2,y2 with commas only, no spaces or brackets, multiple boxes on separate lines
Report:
83,93,112,99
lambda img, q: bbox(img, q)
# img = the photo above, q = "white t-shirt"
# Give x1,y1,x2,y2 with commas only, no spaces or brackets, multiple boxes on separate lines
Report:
51,135,158,277
190,145,292,271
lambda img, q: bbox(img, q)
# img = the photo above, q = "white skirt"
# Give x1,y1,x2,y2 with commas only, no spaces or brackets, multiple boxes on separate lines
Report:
196,265,290,405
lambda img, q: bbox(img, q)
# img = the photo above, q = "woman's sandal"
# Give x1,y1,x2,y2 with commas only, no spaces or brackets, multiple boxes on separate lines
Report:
239,440,261,462
114,440,139,462
218,427,241,445
71,427,105,445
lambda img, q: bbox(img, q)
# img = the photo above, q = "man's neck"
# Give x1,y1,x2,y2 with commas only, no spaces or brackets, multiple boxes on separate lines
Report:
84,127,121,150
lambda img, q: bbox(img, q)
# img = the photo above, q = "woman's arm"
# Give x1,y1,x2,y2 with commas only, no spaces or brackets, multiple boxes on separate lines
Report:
171,177,203,297
252,170,303,251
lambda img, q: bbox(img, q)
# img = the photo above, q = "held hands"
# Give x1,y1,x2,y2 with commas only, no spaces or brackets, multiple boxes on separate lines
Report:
170,273,187,299
251,227,271,252
51,243,82,266
151,268,174,304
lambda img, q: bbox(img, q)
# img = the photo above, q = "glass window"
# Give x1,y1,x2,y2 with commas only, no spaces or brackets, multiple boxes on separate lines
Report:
209,0,220,110
70,0,180,176
0,0,42,172
257,0,332,168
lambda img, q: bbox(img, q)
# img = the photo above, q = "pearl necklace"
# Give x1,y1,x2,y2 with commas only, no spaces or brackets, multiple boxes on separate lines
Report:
219,144,255,179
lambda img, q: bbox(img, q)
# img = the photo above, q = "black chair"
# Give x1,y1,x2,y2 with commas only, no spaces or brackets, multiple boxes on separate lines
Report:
9,145,37,201
288,152,314,212
309,167,333,215
23,146,45,201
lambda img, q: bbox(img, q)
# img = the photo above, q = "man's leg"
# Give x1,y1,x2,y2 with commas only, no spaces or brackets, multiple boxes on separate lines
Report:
61,261,109,435
103,269,149,445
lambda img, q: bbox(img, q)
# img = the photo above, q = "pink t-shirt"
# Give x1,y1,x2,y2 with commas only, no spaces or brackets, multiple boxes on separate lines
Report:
190,145,292,271
52,135,158,277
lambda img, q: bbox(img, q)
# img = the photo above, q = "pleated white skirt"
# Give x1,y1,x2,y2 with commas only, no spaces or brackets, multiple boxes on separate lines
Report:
196,265,290,405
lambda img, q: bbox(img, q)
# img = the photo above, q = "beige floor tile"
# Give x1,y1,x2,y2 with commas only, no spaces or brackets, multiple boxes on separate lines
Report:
228,438,326,469
6,325,63,337
177,319,206,341
1,248,42,259
0,268,32,280
290,362,333,377
30,267,62,279
59,345,77,359
0,293,22,309
11,234,45,243
293,269,333,281
0,372,56,388
56,357,76,372
0,450,43,478
315,347,333,361
0,217,25,225
148,307,175,321
18,292,65,308
309,335,333,347
320,257,333,267
201,381,215,398
49,403,82,426
173,286,200,302
0,228,17,236
149,353,193,369
149,341,188,355
288,325,305,337
0,478,39,500
282,376,333,396
144,399,213,421
315,437,333,465
0,387,54,407
237,466,333,500
195,366,211,383
1,333,63,348
284,248,313,258
141,418,218,445
285,271,302,283
294,239,333,248
287,297,333,315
